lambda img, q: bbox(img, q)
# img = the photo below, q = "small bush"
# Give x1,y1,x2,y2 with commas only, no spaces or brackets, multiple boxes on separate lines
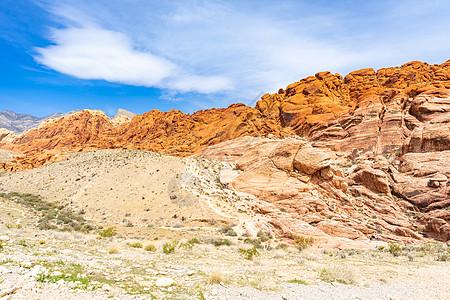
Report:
295,236,314,251
209,272,224,284
188,238,200,244
163,241,177,254
239,246,260,260
130,242,143,249
18,239,27,247
108,245,120,254
99,227,117,238
319,267,355,285
211,238,231,247
219,225,237,237
256,231,271,242
243,238,262,249
275,243,288,250
436,253,449,261
144,243,156,252
388,242,402,257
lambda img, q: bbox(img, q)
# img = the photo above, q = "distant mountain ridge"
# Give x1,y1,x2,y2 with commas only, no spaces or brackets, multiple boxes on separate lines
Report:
0,109,135,134
0,110,81,134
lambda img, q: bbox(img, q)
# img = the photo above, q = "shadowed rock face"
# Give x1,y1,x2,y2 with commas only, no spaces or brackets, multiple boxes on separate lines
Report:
0,60,449,245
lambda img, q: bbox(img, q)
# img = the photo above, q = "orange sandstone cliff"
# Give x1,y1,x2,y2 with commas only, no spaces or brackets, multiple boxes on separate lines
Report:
1,60,449,245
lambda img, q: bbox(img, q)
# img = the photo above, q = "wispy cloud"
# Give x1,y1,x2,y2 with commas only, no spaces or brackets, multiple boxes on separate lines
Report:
32,0,450,109
36,27,176,87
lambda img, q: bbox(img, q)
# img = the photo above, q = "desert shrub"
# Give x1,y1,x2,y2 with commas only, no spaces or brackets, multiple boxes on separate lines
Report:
18,239,27,247
163,241,177,254
209,272,224,284
188,238,200,244
275,243,288,250
243,238,262,249
1,192,88,232
219,225,237,236
210,238,231,247
108,245,120,254
295,236,314,251
388,242,402,257
319,267,355,285
130,242,143,248
144,243,157,252
436,253,449,261
238,246,260,260
99,227,117,238
256,231,271,242
179,242,194,250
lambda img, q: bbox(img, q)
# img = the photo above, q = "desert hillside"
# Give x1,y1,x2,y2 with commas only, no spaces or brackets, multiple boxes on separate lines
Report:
1,60,449,171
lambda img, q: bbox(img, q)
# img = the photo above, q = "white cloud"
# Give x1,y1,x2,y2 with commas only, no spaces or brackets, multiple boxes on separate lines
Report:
33,0,450,110
36,27,176,87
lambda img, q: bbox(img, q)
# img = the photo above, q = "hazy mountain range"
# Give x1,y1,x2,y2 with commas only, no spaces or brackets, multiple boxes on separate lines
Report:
0,109,135,134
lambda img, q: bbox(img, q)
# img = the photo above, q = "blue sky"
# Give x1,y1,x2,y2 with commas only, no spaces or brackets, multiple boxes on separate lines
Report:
1,0,450,117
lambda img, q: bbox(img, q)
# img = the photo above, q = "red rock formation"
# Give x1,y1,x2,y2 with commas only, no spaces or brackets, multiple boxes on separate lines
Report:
0,59,449,244
195,136,424,247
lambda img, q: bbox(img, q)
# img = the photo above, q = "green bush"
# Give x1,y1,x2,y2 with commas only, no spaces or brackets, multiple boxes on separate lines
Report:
130,242,143,248
188,238,200,244
288,278,307,285
144,243,156,252
99,227,117,238
210,238,231,247
388,242,402,257
238,246,260,260
295,236,314,251
163,241,177,254
243,238,262,249
219,225,237,237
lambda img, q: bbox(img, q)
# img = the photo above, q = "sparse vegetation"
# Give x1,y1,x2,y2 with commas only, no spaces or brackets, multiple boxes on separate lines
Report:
163,241,177,254
219,225,237,236
295,236,314,251
99,227,117,238
1,192,90,233
319,266,355,285
238,246,260,260
130,242,143,249
388,242,402,257
144,243,157,252
288,278,308,285
209,272,224,284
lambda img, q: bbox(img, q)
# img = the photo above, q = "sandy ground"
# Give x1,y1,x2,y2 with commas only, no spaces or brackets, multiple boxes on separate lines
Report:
0,149,257,240
0,198,449,300
0,149,449,299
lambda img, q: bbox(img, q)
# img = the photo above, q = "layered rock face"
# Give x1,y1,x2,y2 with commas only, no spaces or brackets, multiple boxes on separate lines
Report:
258,60,450,154
196,137,425,248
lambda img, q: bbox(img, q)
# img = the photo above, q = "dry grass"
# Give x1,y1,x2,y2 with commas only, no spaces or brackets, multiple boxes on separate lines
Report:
108,244,120,254
209,272,224,284
319,266,356,285
144,243,156,252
